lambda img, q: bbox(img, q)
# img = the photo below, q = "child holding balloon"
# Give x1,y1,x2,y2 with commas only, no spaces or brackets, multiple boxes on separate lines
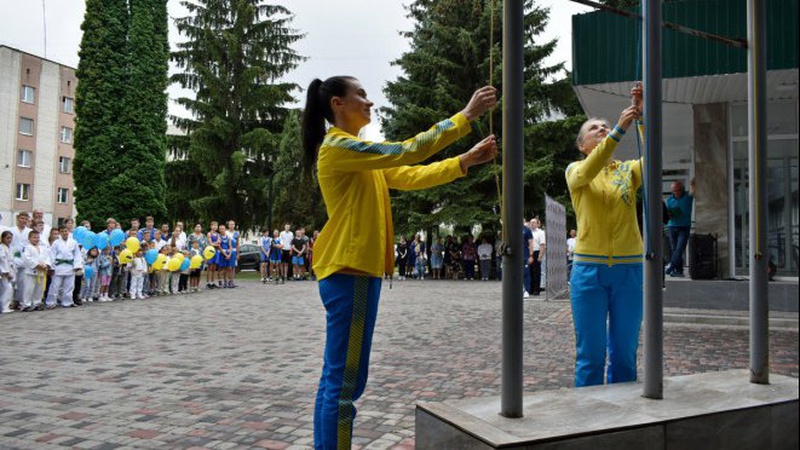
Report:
130,249,147,299
178,250,191,294
97,247,113,302
189,240,203,292
168,246,182,294
158,245,170,295
80,247,98,302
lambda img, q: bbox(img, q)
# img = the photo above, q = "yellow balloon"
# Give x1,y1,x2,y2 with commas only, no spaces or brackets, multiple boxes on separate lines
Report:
118,248,133,264
203,245,216,260
153,253,167,270
167,257,182,272
190,254,203,269
126,237,141,253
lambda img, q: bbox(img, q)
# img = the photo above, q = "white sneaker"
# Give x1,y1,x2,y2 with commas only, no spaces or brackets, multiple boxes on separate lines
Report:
523,290,530,298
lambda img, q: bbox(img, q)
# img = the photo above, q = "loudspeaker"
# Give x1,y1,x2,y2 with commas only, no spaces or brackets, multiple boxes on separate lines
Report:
689,233,716,280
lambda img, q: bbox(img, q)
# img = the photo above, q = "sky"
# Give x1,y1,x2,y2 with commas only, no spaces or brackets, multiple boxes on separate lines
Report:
0,0,593,140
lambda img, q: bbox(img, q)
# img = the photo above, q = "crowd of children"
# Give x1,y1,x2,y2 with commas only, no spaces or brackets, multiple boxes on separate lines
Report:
0,212,245,314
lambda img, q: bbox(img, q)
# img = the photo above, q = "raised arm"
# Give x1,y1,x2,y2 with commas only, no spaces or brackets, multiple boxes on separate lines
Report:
319,86,497,173
383,135,498,190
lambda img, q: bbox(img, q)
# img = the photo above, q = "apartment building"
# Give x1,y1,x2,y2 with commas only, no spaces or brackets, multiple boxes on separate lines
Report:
0,45,77,229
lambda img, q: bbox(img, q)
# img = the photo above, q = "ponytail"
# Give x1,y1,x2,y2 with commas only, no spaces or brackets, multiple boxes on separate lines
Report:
301,78,326,170
301,76,357,170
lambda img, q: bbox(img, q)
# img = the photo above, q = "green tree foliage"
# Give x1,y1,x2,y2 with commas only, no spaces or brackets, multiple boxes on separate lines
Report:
382,0,583,235
170,0,304,232
268,110,327,233
73,0,168,230
73,0,128,229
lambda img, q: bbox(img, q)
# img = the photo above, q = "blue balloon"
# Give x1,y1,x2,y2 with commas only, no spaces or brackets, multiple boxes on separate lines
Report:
95,233,109,250
73,226,87,244
180,257,191,271
110,229,125,247
145,248,159,265
83,231,96,249
84,265,95,280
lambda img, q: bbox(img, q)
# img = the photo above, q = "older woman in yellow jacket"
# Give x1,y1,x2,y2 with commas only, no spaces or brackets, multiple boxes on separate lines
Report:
566,85,643,388
302,76,496,449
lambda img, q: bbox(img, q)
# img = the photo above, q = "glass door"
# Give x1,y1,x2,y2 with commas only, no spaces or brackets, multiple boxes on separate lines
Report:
733,140,799,276
731,100,799,277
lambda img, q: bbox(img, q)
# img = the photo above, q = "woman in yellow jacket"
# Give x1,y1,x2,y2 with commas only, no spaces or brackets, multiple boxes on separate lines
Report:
302,76,497,449
566,85,643,388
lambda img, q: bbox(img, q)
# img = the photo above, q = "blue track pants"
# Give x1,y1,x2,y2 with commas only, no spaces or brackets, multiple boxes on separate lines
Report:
314,274,381,449
570,263,643,387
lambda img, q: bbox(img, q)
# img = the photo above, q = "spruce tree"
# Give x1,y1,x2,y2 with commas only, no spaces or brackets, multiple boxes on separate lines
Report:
74,0,169,229
382,0,573,235
73,0,129,229
269,110,326,232
171,0,305,231
110,0,169,225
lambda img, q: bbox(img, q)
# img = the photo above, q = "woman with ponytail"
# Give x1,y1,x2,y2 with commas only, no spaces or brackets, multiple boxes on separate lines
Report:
303,76,497,449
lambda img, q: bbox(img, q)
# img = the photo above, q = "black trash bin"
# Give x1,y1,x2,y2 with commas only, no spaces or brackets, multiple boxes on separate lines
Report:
689,233,717,280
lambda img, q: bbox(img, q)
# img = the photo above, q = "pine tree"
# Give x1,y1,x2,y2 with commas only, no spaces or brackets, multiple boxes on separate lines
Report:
171,0,305,231
381,0,574,235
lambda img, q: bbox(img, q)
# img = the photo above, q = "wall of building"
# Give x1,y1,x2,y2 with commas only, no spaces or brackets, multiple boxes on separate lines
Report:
33,59,59,215
0,46,76,229
57,66,78,222
693,103,731,278
0,47,21,225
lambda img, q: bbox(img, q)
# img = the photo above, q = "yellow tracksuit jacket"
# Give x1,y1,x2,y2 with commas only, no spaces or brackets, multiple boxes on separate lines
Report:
313,113,472,281
566,124,644,266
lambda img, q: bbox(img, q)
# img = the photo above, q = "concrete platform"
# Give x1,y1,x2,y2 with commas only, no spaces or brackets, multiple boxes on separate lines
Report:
663,278,798,312
416,370,799,449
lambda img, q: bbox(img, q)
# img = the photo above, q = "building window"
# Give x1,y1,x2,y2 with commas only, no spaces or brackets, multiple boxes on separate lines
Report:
57,188,69,204
60,126,73,144
16,183,30,201
19,117,34,135
18,149,32,168
59,156,72,173
62,96,74,114
21,85,35,103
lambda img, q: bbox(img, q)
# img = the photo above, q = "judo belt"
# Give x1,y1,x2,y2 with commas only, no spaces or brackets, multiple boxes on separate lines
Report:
55,259,74,265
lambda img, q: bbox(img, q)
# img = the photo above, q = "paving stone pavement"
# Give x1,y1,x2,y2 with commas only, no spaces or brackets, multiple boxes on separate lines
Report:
0,279,797,449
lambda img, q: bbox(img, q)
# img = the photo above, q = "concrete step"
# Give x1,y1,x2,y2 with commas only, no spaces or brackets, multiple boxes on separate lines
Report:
664,309,799,330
